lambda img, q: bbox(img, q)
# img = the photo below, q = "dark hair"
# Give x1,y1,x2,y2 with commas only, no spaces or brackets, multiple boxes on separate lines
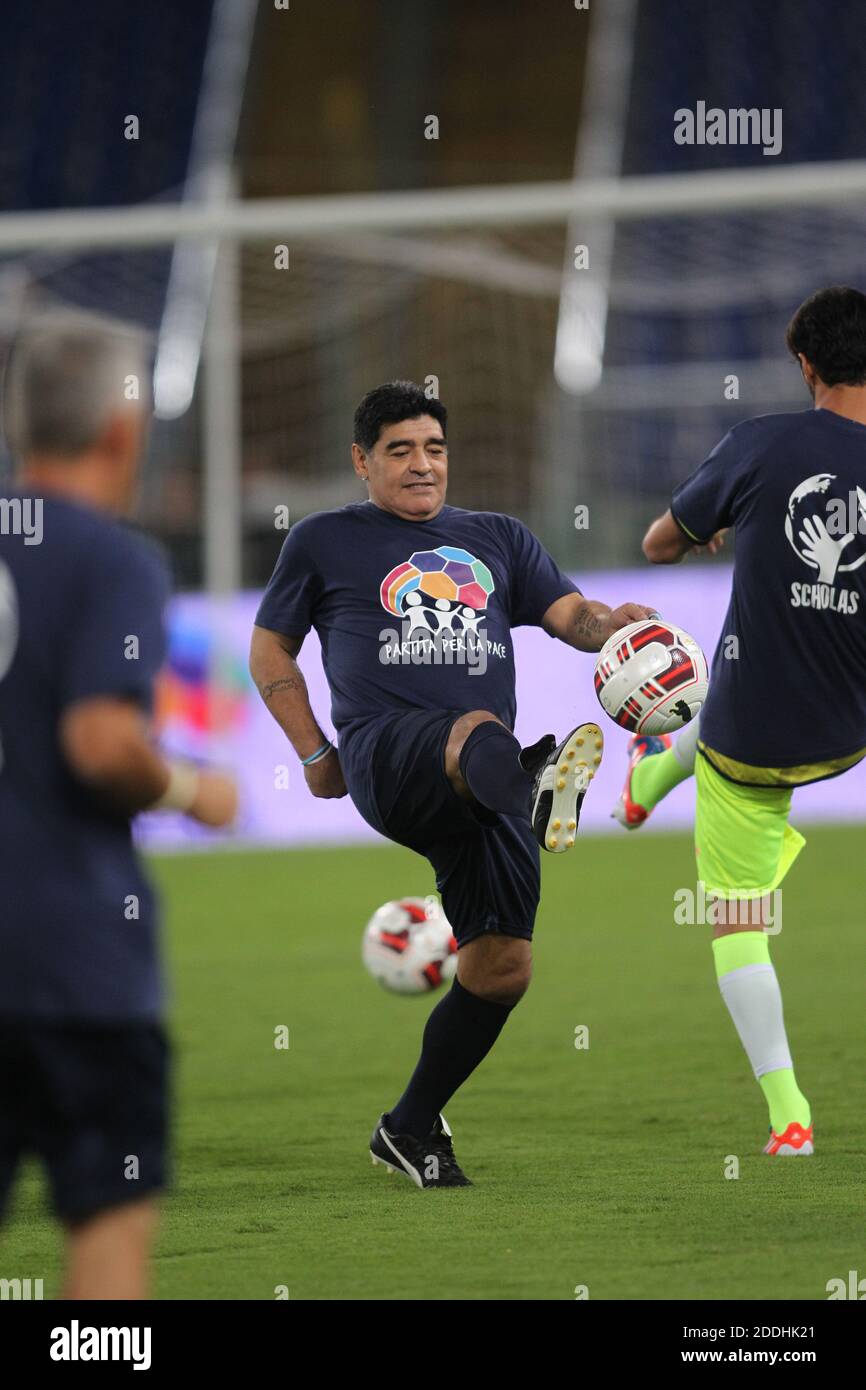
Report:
785,286,866,387
353,380,447,452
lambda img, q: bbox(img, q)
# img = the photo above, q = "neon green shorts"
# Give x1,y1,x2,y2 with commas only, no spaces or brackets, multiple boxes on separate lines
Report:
694,754,805,900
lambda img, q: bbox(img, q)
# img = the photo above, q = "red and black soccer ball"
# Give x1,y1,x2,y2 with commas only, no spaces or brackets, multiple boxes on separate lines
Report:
594,619,708,735
362,896,458,995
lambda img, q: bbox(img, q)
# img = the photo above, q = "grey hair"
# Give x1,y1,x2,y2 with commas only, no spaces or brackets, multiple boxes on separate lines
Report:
2,310,151,458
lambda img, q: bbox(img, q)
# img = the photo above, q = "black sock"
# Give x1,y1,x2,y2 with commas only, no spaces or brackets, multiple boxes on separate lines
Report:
458,721,532,818
388,978,514,1138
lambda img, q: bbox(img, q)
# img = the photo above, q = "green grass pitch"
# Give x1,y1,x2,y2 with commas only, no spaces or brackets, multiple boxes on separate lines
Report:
3,825,862,1300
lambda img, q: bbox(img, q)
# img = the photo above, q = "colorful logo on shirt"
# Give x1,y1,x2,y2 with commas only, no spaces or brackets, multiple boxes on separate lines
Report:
380,546,495,635
786,474,866,616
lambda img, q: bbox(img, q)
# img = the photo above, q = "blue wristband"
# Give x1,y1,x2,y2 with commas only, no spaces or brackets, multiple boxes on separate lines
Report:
301,741,332,767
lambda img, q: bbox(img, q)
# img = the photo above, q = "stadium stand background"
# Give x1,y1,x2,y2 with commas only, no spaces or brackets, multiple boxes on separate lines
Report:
1,0,865,586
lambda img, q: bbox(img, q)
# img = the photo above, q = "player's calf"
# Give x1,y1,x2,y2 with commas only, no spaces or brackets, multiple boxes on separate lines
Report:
458,933,531,1005
445,709,511,804
63,1198,159,1300
445,713,603,851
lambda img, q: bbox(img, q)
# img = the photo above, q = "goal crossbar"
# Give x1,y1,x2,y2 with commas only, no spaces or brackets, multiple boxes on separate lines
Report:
1,159,865,253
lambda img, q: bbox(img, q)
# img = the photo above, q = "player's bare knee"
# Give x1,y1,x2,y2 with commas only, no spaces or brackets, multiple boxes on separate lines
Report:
459,936,532,1004
478,965,532,1007
711,893,775,934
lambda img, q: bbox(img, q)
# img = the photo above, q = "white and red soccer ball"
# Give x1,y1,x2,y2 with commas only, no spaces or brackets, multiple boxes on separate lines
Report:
362,896,458,995
593,618,708,735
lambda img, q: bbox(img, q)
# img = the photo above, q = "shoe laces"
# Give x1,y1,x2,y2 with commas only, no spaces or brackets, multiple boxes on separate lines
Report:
426,1130,466,1179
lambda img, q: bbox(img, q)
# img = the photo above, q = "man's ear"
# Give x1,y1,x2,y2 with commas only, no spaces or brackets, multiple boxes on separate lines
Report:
351,442,369,480
99,409,128,459
798,353,815,387
100,407,141,463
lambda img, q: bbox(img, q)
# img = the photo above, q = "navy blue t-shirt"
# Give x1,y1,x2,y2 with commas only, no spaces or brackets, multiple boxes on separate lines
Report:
255,501,577,781
0,493,170,1021
672,408,866,767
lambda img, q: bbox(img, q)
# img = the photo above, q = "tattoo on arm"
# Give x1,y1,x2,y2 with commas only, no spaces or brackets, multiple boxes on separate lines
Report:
573,607,606,646
258,676,300,703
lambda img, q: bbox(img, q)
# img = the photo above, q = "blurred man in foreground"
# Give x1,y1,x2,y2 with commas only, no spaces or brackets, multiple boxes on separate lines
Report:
0,313,236,1297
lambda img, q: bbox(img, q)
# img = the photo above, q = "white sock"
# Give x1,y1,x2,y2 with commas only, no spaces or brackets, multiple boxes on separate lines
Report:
717,963,793,1079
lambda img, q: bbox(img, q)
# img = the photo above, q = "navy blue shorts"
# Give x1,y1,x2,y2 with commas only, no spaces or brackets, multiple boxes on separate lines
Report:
342,710,540,947
0,1021,170,1224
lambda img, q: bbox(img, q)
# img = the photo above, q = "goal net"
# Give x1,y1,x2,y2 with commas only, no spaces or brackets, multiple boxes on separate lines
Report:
1,166,865,584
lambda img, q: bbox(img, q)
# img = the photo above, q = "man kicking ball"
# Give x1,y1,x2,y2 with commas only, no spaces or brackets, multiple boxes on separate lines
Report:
615,286,866,1157
250,380,654,1187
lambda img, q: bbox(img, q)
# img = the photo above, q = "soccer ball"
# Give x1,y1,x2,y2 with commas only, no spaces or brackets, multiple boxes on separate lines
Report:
362,896,458,995
593,618,708,735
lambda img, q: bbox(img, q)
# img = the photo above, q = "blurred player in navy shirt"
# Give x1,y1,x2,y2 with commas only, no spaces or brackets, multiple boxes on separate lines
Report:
0,313,236,1298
